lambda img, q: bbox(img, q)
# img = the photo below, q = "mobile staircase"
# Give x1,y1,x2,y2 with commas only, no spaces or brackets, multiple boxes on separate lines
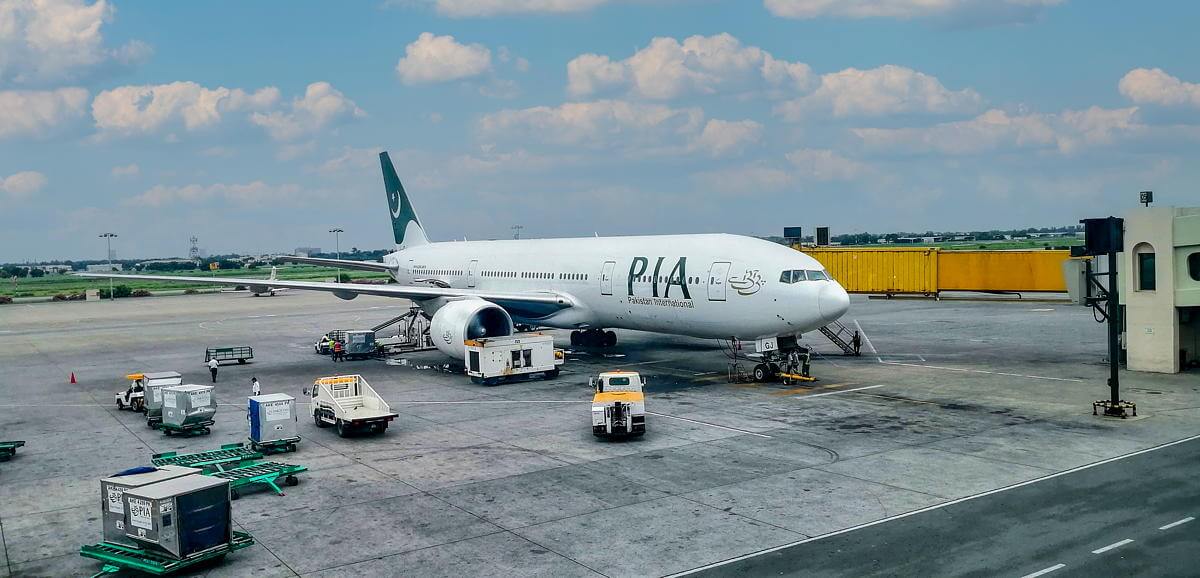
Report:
818,320,860,356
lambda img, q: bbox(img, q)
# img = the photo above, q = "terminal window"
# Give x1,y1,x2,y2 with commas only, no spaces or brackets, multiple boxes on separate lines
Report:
1190,253,1200,281
1138,252,1156,291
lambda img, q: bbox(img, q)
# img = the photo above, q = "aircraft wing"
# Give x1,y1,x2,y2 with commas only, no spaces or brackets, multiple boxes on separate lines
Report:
74,272,574,311
275,255,396,273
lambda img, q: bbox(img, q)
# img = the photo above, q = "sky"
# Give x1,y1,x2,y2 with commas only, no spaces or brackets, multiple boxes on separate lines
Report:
2,0,1200,262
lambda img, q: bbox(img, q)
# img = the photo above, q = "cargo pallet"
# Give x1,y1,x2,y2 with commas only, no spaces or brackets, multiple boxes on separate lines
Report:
211,460,306,498
161,420,215,437
0,440,24,461
248,436,301,455
80,530,254,577
152,443,263,473
205,346,254,365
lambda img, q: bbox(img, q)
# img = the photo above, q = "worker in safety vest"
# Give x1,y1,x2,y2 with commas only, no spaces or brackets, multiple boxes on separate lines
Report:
332,341,344,362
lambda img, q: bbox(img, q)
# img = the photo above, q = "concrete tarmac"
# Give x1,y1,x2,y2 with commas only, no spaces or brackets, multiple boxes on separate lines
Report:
1,291,1198,577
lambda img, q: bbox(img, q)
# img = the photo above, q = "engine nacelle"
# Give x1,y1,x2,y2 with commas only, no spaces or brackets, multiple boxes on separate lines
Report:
429,299,514,359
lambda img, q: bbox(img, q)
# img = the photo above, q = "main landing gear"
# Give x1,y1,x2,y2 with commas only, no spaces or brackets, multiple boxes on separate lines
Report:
570,329,617,348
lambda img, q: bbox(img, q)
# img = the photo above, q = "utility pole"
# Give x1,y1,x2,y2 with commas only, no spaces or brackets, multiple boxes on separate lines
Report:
511,224,524,240
99,233,117,300
329,228,344,282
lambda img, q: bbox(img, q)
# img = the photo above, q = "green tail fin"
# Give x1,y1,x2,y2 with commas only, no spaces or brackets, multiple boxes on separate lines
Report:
380,151,429,249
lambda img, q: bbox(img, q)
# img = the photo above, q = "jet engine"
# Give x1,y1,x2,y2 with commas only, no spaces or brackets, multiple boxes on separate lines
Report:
428,299,514,359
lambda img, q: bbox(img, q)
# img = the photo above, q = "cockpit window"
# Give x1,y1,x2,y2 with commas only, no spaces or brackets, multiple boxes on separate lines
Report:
808,270,828,281
781,269,830,283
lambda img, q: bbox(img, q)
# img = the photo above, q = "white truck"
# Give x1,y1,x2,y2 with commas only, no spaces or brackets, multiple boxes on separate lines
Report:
465,333,564,386
590,371,647,437
308,374,398,437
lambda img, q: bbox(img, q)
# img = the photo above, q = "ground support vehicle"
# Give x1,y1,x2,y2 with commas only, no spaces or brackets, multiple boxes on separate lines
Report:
115,374,146,412
80,530,253,577
0,440,24,461
465,333,564,385
209,460,306,499
204,346,253,365
120,371,183,414
590,371,647,437
314,330,347,354
309,375,398,437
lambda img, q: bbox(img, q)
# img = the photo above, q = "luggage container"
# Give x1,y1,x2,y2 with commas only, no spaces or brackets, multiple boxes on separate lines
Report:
143,372,184,427
342,330,377,360
100,466,200,547
123,474,232,560
162,385,216,436
247,393,300,453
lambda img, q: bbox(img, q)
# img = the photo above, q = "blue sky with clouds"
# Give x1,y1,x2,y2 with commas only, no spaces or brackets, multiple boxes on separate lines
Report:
3,0,1199,262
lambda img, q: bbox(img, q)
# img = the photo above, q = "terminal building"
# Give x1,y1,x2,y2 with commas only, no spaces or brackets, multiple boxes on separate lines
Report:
1122,207,1200,373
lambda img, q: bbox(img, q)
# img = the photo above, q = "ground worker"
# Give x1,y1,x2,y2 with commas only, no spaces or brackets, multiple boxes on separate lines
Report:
332,340,344,362
251,376,261,396
208,357,219,382
851,331,862,356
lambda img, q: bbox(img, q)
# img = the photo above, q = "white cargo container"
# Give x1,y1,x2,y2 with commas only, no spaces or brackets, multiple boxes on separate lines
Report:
141,371,184,424
100,465,200,547
162,384,216,433
464,332,564,385
309,375,397,437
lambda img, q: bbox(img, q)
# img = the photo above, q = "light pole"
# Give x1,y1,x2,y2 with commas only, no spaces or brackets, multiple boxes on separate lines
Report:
99,233,117,300
512,224,524,240
329,228,343,282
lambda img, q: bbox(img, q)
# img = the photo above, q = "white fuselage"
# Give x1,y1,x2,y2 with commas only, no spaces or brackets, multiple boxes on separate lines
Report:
384,233,849,341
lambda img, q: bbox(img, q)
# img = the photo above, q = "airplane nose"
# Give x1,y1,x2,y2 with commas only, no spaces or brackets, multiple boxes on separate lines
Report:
818,282,850,322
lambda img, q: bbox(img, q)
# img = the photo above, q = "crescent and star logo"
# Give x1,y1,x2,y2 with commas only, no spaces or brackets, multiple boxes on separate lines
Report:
389,189,403,219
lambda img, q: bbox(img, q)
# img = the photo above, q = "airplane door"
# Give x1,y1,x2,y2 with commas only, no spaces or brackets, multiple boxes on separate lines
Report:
600,261,616,295
467,260,478,288
708,262,731,301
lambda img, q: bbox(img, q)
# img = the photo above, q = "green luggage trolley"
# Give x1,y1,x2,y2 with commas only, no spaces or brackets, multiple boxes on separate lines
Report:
80,530,254,577
0,440,24,461
152,443,263,473
210,460,307,499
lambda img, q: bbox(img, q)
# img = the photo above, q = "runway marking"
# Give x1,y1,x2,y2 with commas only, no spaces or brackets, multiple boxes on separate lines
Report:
1091,538,1133,554
392,400,585,405
1020,563,1066,578
853,319,880,362
667,432,1200,577
879,361,1082,383
618,359,670,367
1159,517,1193,530
645,412,772,438
791,384,886,399
769,382,851,397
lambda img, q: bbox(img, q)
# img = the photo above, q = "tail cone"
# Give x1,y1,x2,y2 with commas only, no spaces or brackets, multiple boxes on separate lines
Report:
70,372,76,384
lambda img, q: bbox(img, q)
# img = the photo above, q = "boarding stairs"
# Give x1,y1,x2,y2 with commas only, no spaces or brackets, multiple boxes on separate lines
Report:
818,320,859,356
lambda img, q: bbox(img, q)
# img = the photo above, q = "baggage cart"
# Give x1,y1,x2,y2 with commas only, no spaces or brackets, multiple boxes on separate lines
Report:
100,466,201,547
161,420,214,436
247,393,300,453
210,460,306,499
204,346,253,365
0,440,25,461
161,384,216,437
151,443,263,473
80,530,254,578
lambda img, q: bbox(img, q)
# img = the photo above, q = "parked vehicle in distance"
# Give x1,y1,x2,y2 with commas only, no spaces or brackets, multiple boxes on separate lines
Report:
308,375,397,437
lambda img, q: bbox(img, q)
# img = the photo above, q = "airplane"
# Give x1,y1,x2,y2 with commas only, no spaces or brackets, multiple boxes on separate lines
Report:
81,152,850,375
247,266,286,296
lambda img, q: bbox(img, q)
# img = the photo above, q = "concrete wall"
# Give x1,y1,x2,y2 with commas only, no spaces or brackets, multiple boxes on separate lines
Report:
1123,207,1180,373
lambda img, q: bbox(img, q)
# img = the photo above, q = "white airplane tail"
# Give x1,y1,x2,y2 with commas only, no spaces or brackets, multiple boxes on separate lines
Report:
380,151,430,251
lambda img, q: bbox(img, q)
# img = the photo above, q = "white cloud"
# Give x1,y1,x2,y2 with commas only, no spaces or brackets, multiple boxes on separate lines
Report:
567,33,812,99
92,81,279,136
0,87,88,139
126,181,304,207
1118,68,1200,108
853,106,1141,155
690,119,763,157
110,163,139,177
0,171,48,199
0,0,151,86
248,82,365,141
764,0,1063,23
395,33,492,85
312,146,384,175
479,99,704,148
776,64,982,119
785,148,869,180
434,0,610,17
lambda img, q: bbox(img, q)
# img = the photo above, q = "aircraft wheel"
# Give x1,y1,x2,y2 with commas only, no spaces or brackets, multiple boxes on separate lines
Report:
753,364,769,382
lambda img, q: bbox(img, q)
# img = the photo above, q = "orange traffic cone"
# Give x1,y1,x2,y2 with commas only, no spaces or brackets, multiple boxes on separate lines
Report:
70,372,76,384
